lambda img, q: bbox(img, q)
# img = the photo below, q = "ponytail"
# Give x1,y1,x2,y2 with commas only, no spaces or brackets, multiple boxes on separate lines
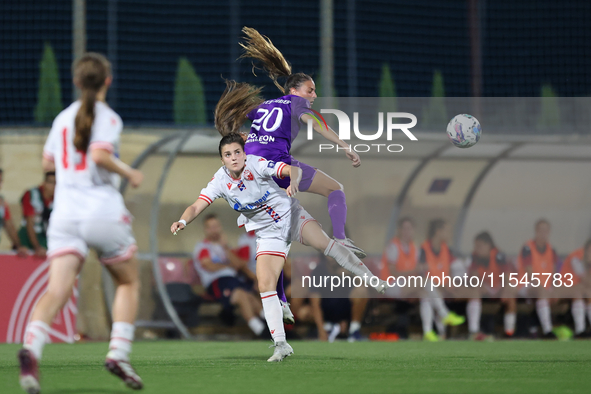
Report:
72,53,110,151
214,80,264,136
239,27,292,94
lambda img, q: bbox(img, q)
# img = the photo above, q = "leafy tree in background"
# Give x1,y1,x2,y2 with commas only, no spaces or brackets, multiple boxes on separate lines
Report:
174,57,206,125
422,70,448,129
378,63,396,114
34,42,63,123
538,83,560,130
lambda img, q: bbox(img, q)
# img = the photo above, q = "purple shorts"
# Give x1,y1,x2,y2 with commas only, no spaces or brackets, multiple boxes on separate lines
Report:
273,157,317,191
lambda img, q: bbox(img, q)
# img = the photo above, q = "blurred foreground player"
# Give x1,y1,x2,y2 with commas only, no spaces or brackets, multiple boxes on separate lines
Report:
171,133,386,362
18,53,144,393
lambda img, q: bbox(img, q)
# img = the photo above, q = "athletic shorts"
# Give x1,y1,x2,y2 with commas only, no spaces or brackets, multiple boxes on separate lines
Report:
207,276,247,308
47,215,137,265
255,203,317,261
273,157,317,191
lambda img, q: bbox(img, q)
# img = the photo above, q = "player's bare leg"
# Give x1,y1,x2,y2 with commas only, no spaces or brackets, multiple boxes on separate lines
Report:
300,221,386,294
104,256,143,390
305,170,366,258
230,288,266,336
19,254,82,394
257,255,293,362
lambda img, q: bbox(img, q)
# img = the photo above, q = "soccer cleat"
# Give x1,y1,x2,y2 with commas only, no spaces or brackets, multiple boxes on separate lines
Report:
372,279,388,295
267,341,294,362
423,330,440,342
443,311,466,326
105,358,144,390
280,300,295,324
542,331,558,340
334,237,367,259
348,330,363,342
470,332,494,342
18,349,40,394
553,325,573,341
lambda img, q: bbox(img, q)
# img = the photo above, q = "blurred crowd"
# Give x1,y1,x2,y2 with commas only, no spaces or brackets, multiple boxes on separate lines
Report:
159,213,591,342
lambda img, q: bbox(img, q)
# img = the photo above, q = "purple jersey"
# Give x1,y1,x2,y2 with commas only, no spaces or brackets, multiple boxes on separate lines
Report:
245,95,311,163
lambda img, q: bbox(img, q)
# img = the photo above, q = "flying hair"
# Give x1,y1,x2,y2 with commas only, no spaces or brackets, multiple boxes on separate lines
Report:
214,79,264,137
239,27,292,94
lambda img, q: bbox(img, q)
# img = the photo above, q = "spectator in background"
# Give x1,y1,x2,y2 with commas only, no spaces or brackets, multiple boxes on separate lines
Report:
465,231,513,340
557,239,591,338
419,219,465,341
18,171,55,258
193,214,267,337
517,218,559,339
0,169,28,257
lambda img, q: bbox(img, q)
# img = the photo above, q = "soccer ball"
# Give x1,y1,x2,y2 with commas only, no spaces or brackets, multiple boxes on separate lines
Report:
446,114,481,148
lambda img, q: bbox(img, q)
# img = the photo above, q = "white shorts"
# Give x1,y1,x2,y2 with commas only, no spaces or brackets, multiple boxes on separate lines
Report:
255,204,316,261
47,215,137,265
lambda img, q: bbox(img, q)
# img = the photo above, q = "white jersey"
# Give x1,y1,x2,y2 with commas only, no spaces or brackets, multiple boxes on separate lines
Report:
198,155,290,232
43,101,127,221
192,241,237,288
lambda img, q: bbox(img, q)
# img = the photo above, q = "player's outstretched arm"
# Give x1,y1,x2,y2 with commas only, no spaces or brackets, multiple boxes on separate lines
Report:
281,165,302,197
170,198,209,235
91,149,144,187
300,113,361,168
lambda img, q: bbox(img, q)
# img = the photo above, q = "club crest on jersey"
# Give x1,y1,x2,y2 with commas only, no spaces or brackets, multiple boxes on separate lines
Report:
243,170,254,181
237,180,246,191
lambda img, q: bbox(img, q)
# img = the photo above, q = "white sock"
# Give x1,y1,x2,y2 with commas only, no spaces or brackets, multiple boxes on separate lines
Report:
572,299,586,334
467,299,482,334
430,297,449,319
260,291,285,343
349,321,361,334
420,299,433,334
23,320,50,360
586,304,591,327
504,312,516,336
248,318,265,336
536,299,553,334
107,322,134,361
435,317,445,336
324,240,376,279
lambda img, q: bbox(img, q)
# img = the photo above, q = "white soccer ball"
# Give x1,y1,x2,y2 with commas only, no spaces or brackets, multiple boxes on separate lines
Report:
446,114,481,148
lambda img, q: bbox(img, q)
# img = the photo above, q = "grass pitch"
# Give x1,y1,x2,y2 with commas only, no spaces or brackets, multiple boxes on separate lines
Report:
1,340,590,393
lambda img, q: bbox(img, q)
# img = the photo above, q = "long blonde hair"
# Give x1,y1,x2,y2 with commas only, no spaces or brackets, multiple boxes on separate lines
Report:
214,79,264,136
73,53,111,151
239,27,312,95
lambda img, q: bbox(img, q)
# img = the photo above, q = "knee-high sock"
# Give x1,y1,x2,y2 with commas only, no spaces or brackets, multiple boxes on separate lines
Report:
276,270,287,303
430,297,449,319
261,291,285,343
327,190,347,239
420,299,434,334
467,299,482,334
572,299,586,334
107,322,135,361
23,321,50,360
324,240,375,278
536,299,553,334
504,312,516,336
586,303,591,327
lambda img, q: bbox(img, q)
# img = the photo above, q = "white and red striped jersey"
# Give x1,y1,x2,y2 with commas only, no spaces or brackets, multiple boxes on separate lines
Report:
192,240,237,288
43,101,127,221
198,154,290,232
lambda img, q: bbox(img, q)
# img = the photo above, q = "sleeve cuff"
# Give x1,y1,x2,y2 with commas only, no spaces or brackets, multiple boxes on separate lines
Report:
276,162,287,179
199,194,213,205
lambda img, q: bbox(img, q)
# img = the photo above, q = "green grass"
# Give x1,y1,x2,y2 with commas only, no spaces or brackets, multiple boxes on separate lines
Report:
2,340,591,393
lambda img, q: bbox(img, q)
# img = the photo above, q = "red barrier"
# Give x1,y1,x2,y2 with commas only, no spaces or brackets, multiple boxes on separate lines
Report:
0,254,77,344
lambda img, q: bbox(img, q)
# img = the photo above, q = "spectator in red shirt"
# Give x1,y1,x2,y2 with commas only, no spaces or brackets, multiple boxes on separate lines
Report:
18,172,55,257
